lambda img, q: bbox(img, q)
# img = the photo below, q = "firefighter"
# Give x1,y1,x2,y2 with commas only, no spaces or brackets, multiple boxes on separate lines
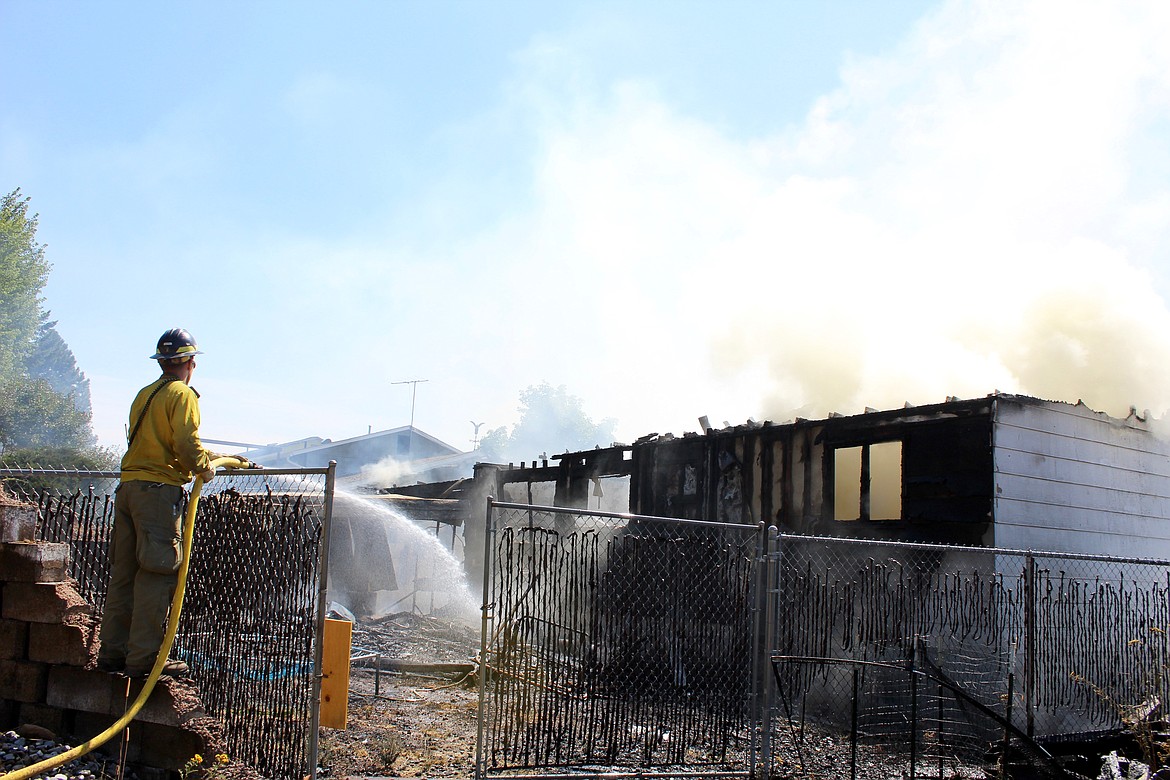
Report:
96,328,245,677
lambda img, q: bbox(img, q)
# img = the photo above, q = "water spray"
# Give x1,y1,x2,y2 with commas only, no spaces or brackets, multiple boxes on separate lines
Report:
0,456,252,780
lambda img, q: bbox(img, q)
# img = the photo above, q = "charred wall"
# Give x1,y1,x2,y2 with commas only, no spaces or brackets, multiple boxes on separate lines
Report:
813,400,994,544
411,398,1001,594
620,398,994,545
460,399,997,544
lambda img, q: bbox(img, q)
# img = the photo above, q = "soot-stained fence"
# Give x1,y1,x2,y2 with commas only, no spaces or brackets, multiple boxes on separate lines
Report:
0,465,336,780
766,535,1170,779
476,503,1170,780
475,500,767,779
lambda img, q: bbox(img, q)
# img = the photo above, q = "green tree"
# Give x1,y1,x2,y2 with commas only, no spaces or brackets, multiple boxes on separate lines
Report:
479,382,617,463
0,188,101,465
0,189,49,380
0,376,93,450
26,317,92,412
0,444,117,473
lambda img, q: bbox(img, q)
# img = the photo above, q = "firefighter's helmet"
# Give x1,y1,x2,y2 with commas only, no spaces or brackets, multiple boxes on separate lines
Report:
150,328,202,361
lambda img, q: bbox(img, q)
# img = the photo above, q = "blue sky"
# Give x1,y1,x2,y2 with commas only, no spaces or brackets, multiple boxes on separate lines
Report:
4,0,1170,454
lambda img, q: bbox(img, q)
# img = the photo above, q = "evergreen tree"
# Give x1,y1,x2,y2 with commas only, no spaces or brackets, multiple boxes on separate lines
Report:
0,188,103,462
27,317,92,413
0,189,49,381
0,376,93,449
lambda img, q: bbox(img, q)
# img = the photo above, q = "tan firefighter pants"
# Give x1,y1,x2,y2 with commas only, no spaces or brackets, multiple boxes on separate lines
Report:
97,480,185,671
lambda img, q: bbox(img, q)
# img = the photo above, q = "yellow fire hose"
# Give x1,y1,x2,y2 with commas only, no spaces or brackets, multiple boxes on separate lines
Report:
1,456,250,780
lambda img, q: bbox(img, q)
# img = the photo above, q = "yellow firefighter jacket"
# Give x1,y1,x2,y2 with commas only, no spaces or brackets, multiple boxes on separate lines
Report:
120,375,214,486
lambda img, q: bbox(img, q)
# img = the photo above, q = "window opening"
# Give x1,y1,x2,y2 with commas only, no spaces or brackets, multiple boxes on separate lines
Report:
834,447,862,521
869,441,902,520
834,441,903,521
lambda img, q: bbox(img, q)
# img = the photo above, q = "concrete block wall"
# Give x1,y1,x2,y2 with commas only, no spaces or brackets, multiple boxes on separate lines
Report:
0,500,224,776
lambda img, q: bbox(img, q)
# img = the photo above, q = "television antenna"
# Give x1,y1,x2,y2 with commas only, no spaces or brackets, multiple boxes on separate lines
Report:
392,379,429,430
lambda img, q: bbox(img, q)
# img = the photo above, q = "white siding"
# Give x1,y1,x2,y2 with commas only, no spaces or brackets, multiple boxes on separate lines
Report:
993,399,1170,557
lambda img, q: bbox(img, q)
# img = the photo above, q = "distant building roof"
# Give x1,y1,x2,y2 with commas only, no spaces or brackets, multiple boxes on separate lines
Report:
246,426,465,479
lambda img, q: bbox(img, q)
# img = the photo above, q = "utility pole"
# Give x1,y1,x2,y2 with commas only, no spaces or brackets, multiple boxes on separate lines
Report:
392,379,429,431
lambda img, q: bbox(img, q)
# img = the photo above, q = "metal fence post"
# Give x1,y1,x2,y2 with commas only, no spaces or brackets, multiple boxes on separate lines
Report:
1024,552,1036,738
909,637,918,780
850,666,860,780
754,524,779,780
474,495,497,780
750,522,764,779
1002,671,1015,779
307,460,337,780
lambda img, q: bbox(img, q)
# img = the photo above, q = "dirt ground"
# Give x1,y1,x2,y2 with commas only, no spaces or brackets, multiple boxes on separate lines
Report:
311,613,987,780
317,612,481,779
311,612,1113,780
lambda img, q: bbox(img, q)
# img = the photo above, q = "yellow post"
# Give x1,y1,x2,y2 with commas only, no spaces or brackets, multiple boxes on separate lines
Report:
320,618,352,729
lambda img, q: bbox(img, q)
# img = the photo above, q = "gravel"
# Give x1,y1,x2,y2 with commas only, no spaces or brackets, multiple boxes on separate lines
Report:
0,730,140,780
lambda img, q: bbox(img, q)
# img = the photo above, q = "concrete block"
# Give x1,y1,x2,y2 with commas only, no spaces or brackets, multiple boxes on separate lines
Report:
0,658,48,702
72,710,136,762
0,697,17,730
130,768,170,780
127,768,169,780
46,666,207,727
46,666,128,721
0,580,92,623
17,701,67,737
0,618,27,660
0,503,38,543
28,617,97,666
72,713,205,774
136,721,204,770
0,541,69,582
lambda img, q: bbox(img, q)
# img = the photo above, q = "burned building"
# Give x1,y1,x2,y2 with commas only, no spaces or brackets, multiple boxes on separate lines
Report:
373,394,1170,773
409,393,1170,570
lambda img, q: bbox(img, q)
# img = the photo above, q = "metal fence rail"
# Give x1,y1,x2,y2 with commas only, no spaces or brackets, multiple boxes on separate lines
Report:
0,465,335,780
476,500,765,779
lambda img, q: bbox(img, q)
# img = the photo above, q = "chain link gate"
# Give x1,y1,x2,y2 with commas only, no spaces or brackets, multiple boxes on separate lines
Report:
475,500,769,779
1,464,336,780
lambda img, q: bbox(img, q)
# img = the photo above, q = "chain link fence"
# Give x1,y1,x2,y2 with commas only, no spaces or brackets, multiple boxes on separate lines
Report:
474,506,1170,780
475,500,766,779
766,534,1170,779
0,465,335,780
15,465,1167,779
